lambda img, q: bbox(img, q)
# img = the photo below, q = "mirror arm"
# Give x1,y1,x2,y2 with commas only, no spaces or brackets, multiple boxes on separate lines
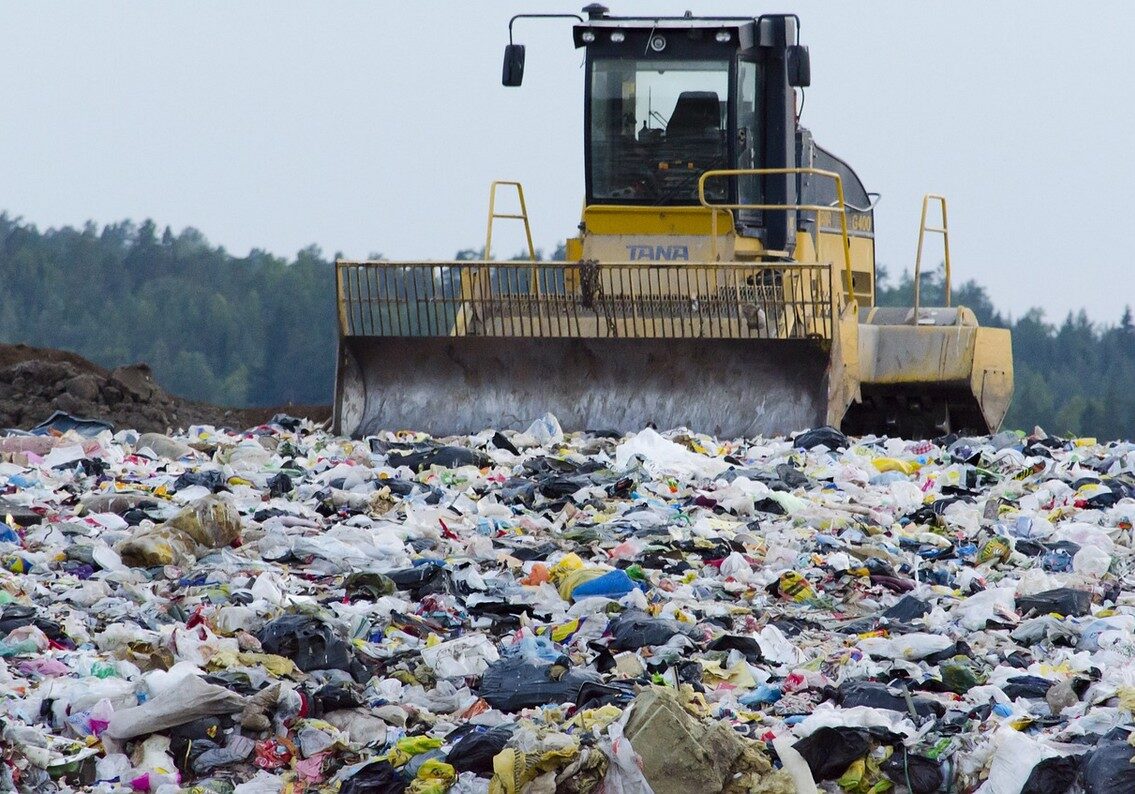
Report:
508,13,584,45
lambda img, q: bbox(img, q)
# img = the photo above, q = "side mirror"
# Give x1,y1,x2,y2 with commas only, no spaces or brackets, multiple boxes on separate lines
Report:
502,44,526,87
787,44,811,87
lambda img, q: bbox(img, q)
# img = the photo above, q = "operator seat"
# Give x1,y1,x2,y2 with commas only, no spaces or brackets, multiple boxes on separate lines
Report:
666,91,721,138
660,91,724,199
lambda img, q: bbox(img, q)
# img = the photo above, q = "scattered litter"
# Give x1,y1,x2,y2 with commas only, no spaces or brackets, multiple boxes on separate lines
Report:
0,416,1132,791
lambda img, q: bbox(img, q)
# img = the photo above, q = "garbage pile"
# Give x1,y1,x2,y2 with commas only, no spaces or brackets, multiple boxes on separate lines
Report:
0,342,318,434
1,414,1134,793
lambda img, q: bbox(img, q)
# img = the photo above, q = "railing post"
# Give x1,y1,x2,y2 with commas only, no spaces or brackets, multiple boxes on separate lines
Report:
335,261,349,336
914,193,951,318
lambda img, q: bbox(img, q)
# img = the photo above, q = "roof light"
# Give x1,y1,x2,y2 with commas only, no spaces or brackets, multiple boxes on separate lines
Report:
610,31,625,43
649,34,667,52
715,30,732,43
581,30,596,43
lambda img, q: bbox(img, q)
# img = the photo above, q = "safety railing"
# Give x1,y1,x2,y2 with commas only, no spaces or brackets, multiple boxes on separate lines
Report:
335,260,835,341
696,167,856,307
913,193,952,316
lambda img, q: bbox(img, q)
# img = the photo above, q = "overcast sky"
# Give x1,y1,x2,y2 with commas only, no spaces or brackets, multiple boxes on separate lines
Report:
2,2,1133,323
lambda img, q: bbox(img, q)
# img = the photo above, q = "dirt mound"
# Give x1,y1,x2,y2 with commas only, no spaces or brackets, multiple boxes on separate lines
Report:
0,343,330,433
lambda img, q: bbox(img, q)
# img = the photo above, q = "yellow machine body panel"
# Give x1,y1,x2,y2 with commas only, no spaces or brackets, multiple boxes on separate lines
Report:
583,205,736,236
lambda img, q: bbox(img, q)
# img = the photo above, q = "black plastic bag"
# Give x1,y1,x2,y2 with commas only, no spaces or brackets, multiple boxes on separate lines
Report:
464,600,530,630
882,595,931,622
383,479,417,497
494,541,556,562
1001,675,1054,699
792,726,870,781
256,615,368,682
537,475,590,499
385,562,451,597
267,472,293,497
1083,740,1135,794
312,682,364,713
752,497,788,515
269,414,303,430
575,681,637,709
0,605,64,642
838,681,940,718
705,634,763,663
0,498,39,527
923,640,970,665
775,463,811,488
170,736,217,774
793,426,849,451
607,610,697,650
1016,587,1092,617
0,605,38,634
447,726,513,775
479,655,601,712
386,446,489,471
339,760,407,794
882,750,943,794
498,477,538,507
1021,754,1080,794
173,470,228,493
490,432,520,455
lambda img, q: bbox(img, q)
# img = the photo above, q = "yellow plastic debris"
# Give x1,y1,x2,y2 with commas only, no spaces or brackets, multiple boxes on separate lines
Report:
408,759,457,793
569,704,623,731
873,457,921,475
387,736,444,768
1117,686,1135,713
557,568,606,601
778,571,816,602
206,651,297,678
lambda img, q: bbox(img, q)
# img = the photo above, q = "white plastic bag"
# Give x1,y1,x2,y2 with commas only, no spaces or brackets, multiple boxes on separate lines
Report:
524,413,564,446
952,587,1016,631
859,632,953,660
771,734,818,794
978,727,1056,794
1073,545,1111,576
599,722,654,794
614,429,729,479
420,634,500,678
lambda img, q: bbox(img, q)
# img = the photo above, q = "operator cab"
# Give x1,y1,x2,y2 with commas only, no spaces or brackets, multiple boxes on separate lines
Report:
578,18,750,206
572,7,808,248
504,5,871,254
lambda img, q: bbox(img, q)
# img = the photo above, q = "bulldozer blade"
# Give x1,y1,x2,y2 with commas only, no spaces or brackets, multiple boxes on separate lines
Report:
334,336,833,439
844,313,1014,437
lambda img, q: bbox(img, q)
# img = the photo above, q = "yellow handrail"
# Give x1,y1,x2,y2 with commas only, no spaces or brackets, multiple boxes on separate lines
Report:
484,180,537,262
697,167,855,307
466,180,540,335
913,193,951,316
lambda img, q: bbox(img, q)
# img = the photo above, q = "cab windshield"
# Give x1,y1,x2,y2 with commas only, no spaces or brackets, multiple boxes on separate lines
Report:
589,58,730,204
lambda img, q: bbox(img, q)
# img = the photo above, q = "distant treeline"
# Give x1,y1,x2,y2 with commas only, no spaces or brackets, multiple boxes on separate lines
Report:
875,268,1134,441
0,214,334,407
1,213,1132,439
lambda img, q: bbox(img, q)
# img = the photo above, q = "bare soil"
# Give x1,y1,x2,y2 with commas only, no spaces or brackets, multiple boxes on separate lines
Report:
0,342,331,433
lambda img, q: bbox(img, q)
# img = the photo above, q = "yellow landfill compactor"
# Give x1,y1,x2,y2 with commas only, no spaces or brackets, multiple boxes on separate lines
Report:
334,6,1013,439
